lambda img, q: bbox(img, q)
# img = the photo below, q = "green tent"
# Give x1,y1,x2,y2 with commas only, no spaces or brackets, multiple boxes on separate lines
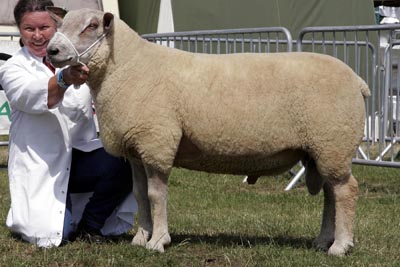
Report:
118,0,376,35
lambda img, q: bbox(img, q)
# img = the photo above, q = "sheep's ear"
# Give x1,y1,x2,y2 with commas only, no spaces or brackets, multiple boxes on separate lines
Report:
46,6,68,26
103,12,114,32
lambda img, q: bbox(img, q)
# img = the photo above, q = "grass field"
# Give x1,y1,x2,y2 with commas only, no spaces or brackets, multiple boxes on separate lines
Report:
0,146,399,266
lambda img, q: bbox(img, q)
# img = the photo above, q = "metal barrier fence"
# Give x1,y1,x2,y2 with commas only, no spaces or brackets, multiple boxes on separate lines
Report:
297,24,400,168
142,27,293,53
0,32,19,39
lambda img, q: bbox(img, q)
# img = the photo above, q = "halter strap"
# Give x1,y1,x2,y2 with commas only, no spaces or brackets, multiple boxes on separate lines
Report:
54,31,108,66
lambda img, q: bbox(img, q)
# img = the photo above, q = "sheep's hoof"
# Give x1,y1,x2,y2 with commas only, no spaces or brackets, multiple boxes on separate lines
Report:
145,233,171,253
132,228,151,247
327,240,354,256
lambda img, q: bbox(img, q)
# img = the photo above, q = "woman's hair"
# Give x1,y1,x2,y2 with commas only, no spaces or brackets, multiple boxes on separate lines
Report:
14,0,54,27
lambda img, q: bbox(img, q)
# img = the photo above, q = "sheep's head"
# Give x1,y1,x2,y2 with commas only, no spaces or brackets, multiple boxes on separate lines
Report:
46,7,113,68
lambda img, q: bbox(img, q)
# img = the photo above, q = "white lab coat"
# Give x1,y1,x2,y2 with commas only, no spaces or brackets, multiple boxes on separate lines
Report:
0,47,137,247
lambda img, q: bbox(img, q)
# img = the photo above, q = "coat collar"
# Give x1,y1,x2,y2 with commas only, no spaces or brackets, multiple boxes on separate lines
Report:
20,47,56,76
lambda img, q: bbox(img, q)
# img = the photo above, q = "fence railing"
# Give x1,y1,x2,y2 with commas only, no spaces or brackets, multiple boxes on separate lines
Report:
142,27,293,53
0,32,19,39
296,24,400,168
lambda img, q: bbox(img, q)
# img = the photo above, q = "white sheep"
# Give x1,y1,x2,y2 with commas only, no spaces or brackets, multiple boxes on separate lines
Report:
46,8,370,256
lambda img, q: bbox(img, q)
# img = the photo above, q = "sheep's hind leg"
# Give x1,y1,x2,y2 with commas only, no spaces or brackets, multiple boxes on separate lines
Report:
313,174,357,256
327,174,358,256
144,164,171,252
130,161,153,247
313,182,335,251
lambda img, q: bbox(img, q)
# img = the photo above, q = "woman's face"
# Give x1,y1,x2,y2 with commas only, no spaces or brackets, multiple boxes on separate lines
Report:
19,11,57,57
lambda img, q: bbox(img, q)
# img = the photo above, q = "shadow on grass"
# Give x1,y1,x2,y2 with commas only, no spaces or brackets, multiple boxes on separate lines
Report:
6,231,314,251
87,232,314,250
170,233,314,250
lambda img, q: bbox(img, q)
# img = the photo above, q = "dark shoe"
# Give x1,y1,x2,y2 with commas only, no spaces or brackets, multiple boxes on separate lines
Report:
76,221,107,244
78,230,107,244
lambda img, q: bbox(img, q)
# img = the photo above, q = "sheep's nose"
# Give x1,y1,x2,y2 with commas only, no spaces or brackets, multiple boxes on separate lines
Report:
47,47,59,56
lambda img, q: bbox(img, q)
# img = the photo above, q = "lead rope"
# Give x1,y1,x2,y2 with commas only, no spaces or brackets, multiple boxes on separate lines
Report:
53,31,108,88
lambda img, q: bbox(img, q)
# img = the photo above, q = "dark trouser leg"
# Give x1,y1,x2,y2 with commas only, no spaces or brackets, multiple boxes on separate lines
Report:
62,193,74,241
67,148,132,235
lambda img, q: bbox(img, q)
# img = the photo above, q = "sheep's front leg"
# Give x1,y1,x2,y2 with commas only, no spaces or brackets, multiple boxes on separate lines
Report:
327,174,358,256
144,164,171,252
130,161,153,247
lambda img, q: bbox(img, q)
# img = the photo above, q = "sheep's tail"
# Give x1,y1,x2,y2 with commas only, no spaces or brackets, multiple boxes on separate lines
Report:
358,76,371,98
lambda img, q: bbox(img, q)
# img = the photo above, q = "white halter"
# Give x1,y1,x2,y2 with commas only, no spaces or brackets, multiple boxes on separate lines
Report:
54,31,108,66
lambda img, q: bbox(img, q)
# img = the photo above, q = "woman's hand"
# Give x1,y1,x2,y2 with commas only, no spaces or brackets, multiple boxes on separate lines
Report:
47,64,90,108
62,65,90,86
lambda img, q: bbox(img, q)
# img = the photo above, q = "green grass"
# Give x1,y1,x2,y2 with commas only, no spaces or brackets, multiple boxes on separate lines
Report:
0,153,399,266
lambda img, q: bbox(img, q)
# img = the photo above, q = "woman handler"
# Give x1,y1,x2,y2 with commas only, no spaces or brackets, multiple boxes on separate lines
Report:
0,0,137,247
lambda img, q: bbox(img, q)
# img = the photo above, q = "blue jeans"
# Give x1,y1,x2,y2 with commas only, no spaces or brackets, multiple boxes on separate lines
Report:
62,148,133,240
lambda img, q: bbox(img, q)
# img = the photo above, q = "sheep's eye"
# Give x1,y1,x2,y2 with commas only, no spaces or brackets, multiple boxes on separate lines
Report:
88,23,98,29
86,23,98,31
81,23,98,34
